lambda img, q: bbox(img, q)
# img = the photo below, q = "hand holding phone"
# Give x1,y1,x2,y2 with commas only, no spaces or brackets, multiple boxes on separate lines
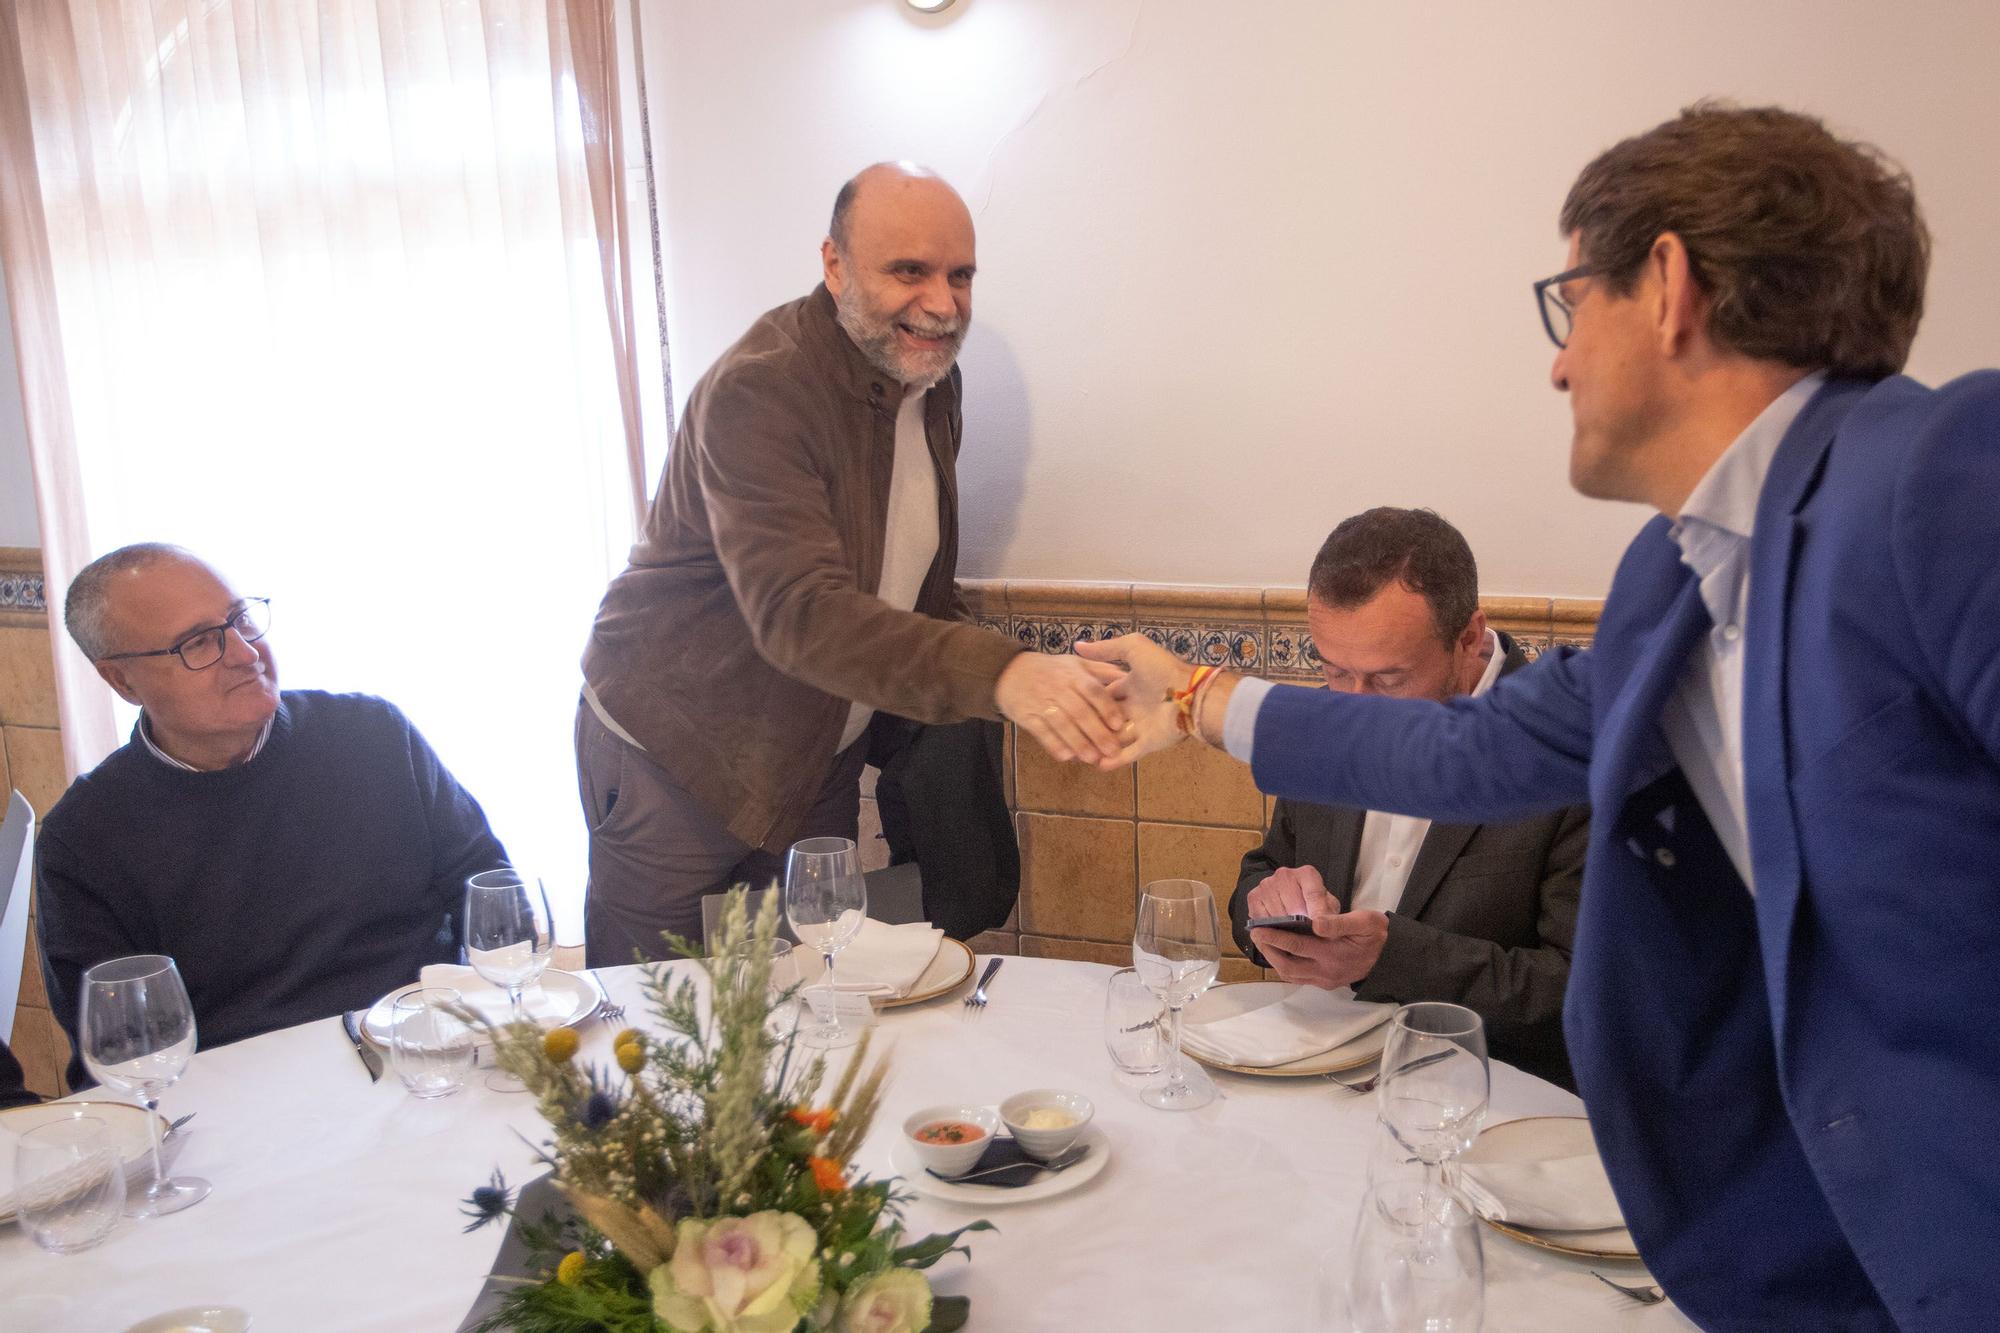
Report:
1245,913,1316,935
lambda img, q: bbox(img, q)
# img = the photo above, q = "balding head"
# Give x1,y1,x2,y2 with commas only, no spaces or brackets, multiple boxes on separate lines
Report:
822,163,976,389
66,543,281,768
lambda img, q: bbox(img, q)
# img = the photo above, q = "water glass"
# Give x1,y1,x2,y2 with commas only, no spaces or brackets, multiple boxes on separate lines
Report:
14,1114,127,1254
1133,879,1222,1110
389,987,474,1098
1103,967,1165,1075
78,954,209,1217
1340,1180,1484,1332
783,837,867,1050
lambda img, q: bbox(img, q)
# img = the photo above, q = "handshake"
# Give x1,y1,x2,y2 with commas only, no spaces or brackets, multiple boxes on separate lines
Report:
991,634,1234,771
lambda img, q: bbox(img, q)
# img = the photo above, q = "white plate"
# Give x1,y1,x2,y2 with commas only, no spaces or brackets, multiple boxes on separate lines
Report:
123,1306,251,1333
0,1101,170,1223
361,969,599,1046
890,1124,1109,1206
880,938,977,1009
1460,1116,1639,1259
1181,982,1392,1077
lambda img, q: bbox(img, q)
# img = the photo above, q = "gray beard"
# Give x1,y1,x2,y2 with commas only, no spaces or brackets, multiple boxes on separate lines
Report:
835,295,961,390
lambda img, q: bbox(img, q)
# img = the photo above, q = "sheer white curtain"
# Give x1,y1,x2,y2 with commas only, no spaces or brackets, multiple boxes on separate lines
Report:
0,0,649,935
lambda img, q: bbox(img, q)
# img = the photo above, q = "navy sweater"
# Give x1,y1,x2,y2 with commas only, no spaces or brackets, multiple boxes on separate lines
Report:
35,691,507,1087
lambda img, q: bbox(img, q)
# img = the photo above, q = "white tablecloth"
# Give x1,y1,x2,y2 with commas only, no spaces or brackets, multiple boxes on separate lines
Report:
0,959,1693,1331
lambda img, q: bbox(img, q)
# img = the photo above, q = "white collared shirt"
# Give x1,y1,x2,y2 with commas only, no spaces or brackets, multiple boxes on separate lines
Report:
1658,372,1825,895
139,711,274,772
1348,628,1506,913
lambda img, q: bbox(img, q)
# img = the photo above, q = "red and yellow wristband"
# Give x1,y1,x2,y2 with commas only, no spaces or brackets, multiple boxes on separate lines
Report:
1170,665,1220,736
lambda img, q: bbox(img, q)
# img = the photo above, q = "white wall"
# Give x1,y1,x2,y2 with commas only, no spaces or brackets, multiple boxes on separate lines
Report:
0,260,39,547
642,0,2000,598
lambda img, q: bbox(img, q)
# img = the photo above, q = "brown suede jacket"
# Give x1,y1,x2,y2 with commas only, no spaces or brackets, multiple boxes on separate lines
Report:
582,285,1022,852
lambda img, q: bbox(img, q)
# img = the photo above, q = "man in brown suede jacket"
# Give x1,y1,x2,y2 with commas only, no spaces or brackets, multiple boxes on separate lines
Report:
578,163,1123,963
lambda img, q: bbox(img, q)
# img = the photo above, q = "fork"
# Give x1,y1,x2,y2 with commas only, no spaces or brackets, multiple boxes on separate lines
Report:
589,971,626,1025
1591,1272,1666,1305
962,958,1004,1014
1328,1047,1455,1096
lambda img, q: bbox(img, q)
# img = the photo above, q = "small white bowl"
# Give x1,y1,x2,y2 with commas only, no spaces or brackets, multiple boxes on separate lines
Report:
999,1088,1095,1161
902,1104,1001,1179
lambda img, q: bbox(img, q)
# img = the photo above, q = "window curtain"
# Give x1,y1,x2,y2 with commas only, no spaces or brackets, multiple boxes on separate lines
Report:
0,0,649,931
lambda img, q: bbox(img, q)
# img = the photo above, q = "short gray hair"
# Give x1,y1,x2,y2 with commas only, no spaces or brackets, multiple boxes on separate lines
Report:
65,542,196,660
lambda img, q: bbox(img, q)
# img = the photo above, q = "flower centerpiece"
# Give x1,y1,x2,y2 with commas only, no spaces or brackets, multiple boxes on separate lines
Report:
459,889,989,1332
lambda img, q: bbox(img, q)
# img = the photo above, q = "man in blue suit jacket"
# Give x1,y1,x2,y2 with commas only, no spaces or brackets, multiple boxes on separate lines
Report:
1081,103,1996,1330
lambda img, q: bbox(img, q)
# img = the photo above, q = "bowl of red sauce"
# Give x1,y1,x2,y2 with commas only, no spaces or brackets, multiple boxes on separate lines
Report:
902,1103,1001,1178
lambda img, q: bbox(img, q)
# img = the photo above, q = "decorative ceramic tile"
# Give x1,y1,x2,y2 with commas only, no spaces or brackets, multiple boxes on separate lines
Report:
1136,621,1265,671
0,572,45,612
1264,623,1322,680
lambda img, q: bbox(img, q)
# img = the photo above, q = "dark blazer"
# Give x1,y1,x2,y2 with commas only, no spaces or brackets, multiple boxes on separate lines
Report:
0,1036,38,1109
1246,374,2000,1330
867,714,1019,941
1229,635,1586,1088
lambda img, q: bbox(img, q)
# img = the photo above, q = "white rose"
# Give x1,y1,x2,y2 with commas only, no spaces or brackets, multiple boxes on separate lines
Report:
649,1211,822,1333
837,1269,934,1333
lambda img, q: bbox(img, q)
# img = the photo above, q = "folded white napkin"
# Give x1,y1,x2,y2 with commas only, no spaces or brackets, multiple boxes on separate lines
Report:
417,963,579,1028
798,917,943,999
1181,986,1394,1068
1457,1150,1627,1231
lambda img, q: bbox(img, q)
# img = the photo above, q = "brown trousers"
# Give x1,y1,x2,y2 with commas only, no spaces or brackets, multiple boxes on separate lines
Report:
575,696,866,967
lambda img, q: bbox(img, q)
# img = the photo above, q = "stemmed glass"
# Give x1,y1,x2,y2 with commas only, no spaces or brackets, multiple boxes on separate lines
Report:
78,954,209,1217
1377,1002,1489,1206
783,837,867,1050
1132,879,1222,1111
464,869,557,1026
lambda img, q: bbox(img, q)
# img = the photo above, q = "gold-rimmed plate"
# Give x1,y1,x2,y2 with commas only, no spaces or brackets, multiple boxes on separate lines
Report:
1461,1116,1639,1259
878,938,976,1009
0,1101,171,1223
1180,981,1392,1077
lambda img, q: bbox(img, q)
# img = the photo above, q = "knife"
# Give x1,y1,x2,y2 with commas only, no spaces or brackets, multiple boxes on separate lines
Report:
341,1009,385,1082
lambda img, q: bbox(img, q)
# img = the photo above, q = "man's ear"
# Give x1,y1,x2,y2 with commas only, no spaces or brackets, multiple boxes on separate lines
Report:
95,661,142,706
821,237,845,297
1647,231,1706,357
1456,608,1489,656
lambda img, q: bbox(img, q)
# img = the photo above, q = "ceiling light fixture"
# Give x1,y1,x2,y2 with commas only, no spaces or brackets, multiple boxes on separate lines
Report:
907,0,958,12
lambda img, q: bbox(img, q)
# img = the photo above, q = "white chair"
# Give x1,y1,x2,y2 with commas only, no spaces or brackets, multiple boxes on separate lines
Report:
0,790,36,1042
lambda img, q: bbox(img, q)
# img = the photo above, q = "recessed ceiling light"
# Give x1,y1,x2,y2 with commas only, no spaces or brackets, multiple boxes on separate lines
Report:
908,0,958,12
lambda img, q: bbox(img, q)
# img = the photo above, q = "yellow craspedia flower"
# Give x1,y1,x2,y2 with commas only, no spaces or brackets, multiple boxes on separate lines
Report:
542,1027,581,1063
556,1250,587,1287
616,1041,645,1074
613,1027,643,1050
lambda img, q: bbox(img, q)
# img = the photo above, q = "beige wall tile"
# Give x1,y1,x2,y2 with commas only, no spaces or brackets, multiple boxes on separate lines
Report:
1136,823,1263,957
966,930,1018,956
8,1005,69,1098
1017,813,1135,943
0,627,58,729
4,727,66,817
1136,741,1264,828
1020,934,1130,967
1016,731,1134,818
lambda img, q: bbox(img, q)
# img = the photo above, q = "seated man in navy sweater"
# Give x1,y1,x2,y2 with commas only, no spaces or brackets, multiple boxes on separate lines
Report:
36,544,507,1086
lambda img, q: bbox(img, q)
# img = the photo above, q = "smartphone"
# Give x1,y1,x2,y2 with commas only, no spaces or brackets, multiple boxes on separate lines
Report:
1245,913,1315,934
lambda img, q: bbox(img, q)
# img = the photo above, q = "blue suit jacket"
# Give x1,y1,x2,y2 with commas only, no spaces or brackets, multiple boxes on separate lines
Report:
1252,374,2000,1331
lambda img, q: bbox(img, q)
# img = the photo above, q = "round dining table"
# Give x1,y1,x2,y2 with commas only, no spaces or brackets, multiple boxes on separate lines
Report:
2,957,1694,1331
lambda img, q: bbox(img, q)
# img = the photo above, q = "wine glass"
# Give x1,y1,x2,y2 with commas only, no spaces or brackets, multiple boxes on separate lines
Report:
1132,879,1222,1110
1338,1179,1485,1332
464,869,556,1025
78,954,209,1217
783,837,867,1050
1377,1002,1489,1207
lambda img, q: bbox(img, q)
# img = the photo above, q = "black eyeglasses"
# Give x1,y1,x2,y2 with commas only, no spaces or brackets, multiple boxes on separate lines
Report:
97,598,271,671
1533,263,1596,349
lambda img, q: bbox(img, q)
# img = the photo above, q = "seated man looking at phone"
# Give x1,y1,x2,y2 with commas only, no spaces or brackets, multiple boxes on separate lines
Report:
1233,508,1586,1087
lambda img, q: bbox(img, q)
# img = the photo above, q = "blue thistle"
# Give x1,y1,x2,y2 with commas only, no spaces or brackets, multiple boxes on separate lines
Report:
459,1167,513,1233
577,1068,622,1131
